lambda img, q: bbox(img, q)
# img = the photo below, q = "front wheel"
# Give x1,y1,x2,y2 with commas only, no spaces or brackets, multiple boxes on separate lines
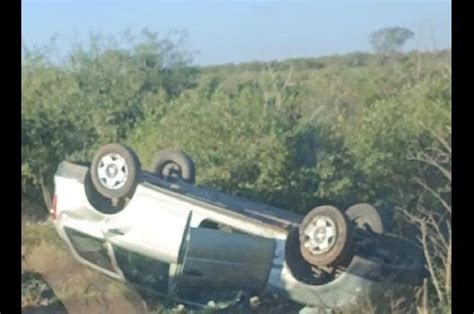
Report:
299,205,354,267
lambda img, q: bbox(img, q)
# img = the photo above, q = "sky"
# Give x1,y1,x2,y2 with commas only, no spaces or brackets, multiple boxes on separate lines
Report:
22,0,451,66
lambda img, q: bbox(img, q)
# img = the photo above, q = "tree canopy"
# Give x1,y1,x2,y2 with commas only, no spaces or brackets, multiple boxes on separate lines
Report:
370,26,415,54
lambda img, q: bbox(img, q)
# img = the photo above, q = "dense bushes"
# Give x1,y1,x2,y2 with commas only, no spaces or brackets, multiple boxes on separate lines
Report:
22,30,198,198
21,32,451,213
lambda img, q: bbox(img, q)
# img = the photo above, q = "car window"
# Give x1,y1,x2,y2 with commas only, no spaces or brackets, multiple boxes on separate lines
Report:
64,227,115,273
113,245,170,295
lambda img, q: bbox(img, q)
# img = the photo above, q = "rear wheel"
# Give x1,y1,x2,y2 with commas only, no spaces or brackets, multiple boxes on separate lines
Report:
151,150,195,184
299,206,354,267
346,203,384,234
90,143,141,200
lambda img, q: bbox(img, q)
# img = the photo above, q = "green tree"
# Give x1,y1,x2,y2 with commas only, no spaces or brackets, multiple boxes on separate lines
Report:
370,26,415,54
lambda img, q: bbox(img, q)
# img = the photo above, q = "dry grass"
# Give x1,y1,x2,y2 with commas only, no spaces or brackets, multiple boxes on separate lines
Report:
24,240,70,274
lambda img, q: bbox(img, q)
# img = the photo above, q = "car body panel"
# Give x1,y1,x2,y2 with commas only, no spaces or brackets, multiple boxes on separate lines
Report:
102,189,191,264
263,238,383,309
281,256,382,308
138,178,298,239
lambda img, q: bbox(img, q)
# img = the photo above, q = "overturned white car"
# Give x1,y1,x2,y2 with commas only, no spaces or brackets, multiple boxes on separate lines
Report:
51,143,426,312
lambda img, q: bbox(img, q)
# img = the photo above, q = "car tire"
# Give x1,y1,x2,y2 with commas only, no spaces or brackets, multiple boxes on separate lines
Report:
285,227,334,285
90,143,141,200
346,203,384,234
151,149,195,184
299,205,353,267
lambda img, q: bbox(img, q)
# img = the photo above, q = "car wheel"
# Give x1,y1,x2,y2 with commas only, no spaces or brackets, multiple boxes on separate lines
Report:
299,205,353,267
151,149,195,184
346,203,384,234
90,143,141,200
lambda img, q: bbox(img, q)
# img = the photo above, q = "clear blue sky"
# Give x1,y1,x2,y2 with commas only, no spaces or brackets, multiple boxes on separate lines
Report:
22,0,451,66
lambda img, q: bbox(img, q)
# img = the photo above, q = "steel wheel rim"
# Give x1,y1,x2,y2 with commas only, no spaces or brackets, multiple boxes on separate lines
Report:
97,153,128,190
303,215,337,255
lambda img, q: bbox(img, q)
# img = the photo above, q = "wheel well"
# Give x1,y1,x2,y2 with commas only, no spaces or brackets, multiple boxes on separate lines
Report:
83,168,127,215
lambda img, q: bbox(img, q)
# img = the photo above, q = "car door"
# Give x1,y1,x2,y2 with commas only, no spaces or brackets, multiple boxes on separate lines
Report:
62,224,122,280
172,226,276,305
